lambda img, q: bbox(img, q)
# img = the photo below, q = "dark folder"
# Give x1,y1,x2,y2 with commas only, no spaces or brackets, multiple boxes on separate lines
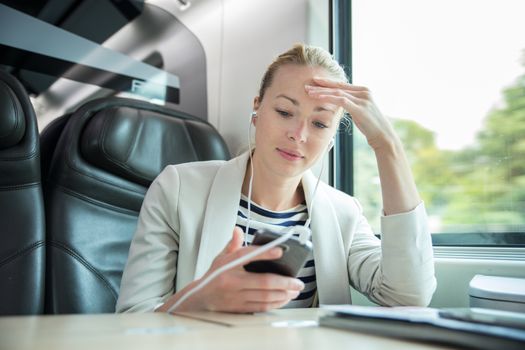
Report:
319,305,525,350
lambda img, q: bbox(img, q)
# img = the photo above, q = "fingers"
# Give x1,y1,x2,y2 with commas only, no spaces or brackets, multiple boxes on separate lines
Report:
305,83,377,126
306,85,370,99
311,76,369,91
305,84,367,111
217,292,298,313
227,226,245,253
216,280,302,313
220,243,284,269
241,289,300,304
219,226,245,256
237,273,304,291
240,289,301,312
306,89,360,115
305,77,372,110
211,236,285,276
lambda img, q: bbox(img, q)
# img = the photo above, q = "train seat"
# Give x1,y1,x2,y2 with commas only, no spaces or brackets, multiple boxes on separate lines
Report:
0,70,45,315
42,97,229,313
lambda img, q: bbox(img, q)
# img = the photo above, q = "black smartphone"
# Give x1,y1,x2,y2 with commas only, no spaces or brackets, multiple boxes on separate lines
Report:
243,229,313,277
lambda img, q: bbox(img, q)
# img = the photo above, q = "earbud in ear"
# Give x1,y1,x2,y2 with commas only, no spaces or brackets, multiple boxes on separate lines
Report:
251,111,257,118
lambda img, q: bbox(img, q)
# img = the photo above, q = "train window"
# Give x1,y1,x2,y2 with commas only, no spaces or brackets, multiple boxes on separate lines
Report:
0,1,207,128
349,0,525,245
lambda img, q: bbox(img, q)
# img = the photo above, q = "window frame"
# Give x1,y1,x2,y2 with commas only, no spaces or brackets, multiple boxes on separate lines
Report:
330,0,525,247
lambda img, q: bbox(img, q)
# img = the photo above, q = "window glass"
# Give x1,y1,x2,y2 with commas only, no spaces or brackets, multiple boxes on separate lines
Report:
352,0,525,235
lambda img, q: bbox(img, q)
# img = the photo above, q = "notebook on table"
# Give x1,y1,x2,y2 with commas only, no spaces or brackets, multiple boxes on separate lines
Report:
319,305,525,350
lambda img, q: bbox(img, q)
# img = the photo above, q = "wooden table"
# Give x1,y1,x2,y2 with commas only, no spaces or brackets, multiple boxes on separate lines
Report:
0,309,455,350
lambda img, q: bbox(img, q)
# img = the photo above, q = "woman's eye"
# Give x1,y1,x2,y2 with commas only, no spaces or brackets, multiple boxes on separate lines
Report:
313,121,328,129
276,109,291,117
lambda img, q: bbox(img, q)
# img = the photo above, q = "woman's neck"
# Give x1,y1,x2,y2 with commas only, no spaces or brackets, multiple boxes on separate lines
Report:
242,155,304,211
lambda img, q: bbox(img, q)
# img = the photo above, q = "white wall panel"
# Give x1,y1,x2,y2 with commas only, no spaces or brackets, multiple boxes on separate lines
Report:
219,0,309,154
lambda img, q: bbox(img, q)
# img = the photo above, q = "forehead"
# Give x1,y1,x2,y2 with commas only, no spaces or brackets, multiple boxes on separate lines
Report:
268,64,331,92
264,64,341,119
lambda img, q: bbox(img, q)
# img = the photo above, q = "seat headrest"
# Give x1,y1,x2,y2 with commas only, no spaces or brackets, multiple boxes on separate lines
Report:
0,80,26,149
81,105,213,186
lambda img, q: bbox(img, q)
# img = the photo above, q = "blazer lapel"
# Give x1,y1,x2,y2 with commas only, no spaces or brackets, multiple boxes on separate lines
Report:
302,171,352,305
194,153,249,279
194,154,352,305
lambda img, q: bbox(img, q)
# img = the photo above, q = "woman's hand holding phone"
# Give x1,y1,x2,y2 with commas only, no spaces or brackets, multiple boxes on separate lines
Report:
157,227,304,313
244,230,313,277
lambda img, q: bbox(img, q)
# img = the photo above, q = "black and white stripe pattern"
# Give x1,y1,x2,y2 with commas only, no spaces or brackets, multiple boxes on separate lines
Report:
236,195,317,308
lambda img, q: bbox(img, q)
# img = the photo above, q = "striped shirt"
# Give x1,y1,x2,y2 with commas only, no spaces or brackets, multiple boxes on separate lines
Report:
236,194,317,308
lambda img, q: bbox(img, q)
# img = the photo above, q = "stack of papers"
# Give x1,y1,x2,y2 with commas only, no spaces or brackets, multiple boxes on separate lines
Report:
319,305,525,350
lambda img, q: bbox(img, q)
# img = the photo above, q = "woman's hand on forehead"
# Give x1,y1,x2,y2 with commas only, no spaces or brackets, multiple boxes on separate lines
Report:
304,77,396,150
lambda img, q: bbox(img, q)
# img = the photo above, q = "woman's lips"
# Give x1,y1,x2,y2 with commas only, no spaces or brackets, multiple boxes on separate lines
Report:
277,148,304,161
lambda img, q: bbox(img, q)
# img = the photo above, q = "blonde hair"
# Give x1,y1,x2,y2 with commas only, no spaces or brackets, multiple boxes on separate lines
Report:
258,43,348,101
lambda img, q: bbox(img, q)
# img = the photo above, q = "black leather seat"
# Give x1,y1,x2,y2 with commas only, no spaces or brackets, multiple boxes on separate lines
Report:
0,70,45,315
42,97,230,314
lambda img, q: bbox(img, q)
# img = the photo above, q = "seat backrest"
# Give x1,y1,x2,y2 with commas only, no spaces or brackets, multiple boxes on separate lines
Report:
43,97,229,314
0,70,45,315
40,113,71,184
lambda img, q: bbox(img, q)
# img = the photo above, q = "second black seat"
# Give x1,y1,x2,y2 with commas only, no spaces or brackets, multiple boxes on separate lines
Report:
43,97,230,313
0,70,45,315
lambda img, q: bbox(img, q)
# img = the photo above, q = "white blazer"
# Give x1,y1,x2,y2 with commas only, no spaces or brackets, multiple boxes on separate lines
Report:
116,152,436,312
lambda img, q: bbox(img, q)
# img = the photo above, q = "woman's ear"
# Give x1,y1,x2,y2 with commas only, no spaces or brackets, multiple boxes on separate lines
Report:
252,96,260,112
252,96,260,125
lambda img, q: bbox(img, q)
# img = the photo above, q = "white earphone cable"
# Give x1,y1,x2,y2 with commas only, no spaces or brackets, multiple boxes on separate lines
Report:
166,228,295,313
244,118,255,246
165,114,332,313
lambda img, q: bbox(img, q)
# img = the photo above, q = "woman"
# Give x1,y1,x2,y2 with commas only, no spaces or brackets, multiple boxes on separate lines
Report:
116,44,436,313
